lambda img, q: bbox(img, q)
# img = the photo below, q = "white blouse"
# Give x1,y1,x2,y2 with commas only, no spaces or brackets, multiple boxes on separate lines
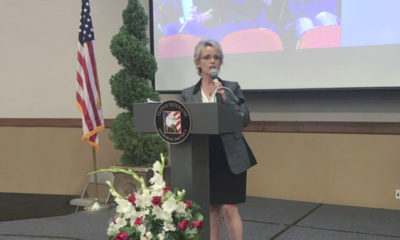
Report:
201,88,216,103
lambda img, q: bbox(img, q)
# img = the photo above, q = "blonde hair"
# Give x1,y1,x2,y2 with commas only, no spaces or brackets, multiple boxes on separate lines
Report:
193,39,224,76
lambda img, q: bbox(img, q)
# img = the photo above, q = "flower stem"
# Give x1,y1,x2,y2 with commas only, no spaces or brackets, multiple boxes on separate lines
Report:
90,168,148,190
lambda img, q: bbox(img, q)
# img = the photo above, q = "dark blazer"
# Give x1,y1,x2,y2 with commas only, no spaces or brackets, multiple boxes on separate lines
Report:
180,78,257,174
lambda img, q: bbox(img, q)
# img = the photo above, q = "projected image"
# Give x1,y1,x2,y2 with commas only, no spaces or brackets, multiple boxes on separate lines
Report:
153,0,400,91
154,0,341,57
341,1,400,47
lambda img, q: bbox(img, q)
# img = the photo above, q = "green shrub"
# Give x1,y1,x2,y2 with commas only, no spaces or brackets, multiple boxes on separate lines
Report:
109,0,168,166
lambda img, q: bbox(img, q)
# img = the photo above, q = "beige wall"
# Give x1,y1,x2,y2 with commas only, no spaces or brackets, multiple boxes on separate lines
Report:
0,127,121,195
0,0,141,194
246,132,400,210
0,0,129,118
2,127,400,210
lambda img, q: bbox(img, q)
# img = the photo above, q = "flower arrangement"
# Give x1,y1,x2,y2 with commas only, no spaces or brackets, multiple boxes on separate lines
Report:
93,154,203,240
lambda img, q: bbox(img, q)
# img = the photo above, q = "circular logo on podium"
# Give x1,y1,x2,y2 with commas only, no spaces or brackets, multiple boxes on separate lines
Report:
154,100,191,144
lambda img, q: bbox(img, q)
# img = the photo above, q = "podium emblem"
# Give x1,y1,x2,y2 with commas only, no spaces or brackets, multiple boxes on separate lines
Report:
155,100,191,144
163,111,181,134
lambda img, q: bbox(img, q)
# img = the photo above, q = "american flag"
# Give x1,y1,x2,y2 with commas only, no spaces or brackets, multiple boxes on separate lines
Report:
76,0,104,150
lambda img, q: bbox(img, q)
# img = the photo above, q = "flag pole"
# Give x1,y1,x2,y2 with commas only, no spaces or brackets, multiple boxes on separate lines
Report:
84,146,109,211
77,0,107,212
92,146,99,199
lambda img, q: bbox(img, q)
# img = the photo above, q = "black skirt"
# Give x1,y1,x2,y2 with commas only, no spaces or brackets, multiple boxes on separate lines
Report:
209,135,247,204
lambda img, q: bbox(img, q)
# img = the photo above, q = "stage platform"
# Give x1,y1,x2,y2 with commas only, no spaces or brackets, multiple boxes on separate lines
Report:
1,197,400,240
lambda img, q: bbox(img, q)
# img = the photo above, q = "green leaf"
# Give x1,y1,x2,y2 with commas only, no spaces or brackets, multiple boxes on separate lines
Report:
194,212,204,221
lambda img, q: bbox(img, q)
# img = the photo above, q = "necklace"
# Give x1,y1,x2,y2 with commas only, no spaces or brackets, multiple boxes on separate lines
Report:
202,78,214,97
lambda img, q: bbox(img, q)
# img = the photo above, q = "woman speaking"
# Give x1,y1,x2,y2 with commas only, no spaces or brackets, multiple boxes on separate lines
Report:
181,39,257,240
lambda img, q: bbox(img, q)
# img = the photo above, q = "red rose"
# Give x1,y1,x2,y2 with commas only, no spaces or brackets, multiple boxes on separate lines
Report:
178,220,190,230
127,193,136,206
163,186,172,194
192,220,203,229
134,217,143,226
152,196,162,206
184,200,192,208
115,232,129,240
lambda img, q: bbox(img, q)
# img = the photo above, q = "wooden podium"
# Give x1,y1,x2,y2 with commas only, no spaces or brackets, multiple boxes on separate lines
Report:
133,102,244,238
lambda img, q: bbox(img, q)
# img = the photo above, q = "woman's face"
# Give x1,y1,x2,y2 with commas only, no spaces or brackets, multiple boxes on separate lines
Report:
197,46,222,77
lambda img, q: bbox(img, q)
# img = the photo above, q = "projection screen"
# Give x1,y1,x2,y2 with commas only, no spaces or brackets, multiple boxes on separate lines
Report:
152,0,400,91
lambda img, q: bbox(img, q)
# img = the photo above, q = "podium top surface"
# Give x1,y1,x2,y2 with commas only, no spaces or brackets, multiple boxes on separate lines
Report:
133,102,244,134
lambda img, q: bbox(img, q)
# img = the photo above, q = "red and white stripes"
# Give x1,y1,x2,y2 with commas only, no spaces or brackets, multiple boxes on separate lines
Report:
76,40,104,150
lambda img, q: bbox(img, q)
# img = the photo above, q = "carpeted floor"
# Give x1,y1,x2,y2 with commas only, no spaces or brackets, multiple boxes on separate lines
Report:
1,197,400,240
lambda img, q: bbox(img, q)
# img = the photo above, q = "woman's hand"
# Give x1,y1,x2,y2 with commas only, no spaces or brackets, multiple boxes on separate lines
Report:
214,81,226,103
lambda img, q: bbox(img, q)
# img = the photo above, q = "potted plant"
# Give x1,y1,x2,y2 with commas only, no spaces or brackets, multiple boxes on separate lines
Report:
109,0,168,196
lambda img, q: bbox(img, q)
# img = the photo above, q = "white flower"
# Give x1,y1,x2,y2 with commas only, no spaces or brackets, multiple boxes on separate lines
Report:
163,221,176,232
137,209,150,218
137,224,146,235
107,223,118,236
153,206,172,222
149,173,166,192
140,235,148,240
107,217,127,236
175,201,187,214
177,190,184,196
158,231,166,240
139,224,150,240
115,198,135,215
127,209,149,226
153,161,162,173
136,189,152,208
145,232,153,239
176,190,186,202
162,196,178,214
122,203,138,221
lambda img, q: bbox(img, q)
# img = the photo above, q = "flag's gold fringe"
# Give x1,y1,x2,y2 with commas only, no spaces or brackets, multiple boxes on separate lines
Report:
85,139,100,151
76,101,83,113
76,99,104,151
82,125,105,151
82,125,105,140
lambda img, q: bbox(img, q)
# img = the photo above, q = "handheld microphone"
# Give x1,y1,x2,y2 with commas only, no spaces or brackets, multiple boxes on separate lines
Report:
210,68,219,79
210,68,222,102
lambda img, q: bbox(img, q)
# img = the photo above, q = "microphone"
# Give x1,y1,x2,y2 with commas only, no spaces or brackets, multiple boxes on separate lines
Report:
210,68,219,79
210,68,222,102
